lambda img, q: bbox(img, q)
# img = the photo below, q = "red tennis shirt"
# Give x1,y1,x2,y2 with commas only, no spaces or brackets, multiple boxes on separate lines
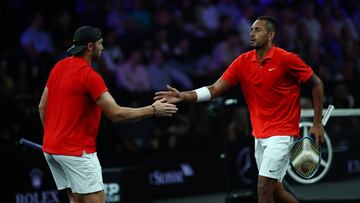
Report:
222,45,313,138
43,56,108,156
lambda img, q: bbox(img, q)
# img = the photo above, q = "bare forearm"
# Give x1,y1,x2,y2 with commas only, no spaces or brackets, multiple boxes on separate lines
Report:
312,80,324,125
180,91,198,102
39,108,45,127
111,105,154,123
180,84,221,102
38,87,48,128
155,79,231,104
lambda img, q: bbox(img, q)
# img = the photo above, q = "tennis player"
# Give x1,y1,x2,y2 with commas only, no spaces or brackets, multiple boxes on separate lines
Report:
38,26,178,203
154,16,325,203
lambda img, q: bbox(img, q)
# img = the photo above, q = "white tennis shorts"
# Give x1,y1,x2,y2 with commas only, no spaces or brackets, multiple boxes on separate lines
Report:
44,151,104,194
254,135,295,181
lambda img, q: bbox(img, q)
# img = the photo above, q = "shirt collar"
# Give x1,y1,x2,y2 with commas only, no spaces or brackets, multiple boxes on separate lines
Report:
250,45,276,62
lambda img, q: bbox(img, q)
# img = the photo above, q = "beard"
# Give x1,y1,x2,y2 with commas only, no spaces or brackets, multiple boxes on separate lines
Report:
250,40,267,50
92,49,102,61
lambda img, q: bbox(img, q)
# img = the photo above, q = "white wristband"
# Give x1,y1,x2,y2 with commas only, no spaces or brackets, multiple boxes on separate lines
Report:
194,87,211,102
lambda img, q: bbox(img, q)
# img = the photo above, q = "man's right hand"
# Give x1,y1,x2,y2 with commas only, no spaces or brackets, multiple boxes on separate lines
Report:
154,85,183,104
152,98,178,117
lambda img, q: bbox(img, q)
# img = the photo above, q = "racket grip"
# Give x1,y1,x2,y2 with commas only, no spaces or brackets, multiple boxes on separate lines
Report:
19,138,43,151
322,105,334,126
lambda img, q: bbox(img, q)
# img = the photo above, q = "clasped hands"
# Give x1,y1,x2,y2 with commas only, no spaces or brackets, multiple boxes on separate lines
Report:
152,85,182,117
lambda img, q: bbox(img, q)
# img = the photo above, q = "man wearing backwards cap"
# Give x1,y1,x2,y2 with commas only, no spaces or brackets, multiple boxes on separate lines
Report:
38,26,178,203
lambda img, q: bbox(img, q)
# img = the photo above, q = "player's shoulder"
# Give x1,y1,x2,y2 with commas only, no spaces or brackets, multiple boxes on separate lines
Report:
53,56,85,67
274,46,298,58
50,57,68,73
53,56,67,67
238,49,255,60
56,56,97,76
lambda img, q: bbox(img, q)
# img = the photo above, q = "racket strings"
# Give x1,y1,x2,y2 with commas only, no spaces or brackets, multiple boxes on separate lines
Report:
290,138,320,178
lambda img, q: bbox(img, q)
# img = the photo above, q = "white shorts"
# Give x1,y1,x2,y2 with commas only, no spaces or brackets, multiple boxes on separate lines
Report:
254,136,295,182
44,151,104,194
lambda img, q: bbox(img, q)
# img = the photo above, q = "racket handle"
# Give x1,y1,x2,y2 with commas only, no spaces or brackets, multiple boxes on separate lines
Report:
322,105,334,126
19,138,43,151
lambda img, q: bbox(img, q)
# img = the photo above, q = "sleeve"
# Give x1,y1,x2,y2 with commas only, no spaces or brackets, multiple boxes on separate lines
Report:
46,62,58,89
84,69,108,101
287,53,313,83
221,56,241,86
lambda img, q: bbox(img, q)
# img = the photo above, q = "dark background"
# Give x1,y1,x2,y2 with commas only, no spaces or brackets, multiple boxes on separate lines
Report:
1,0,359,202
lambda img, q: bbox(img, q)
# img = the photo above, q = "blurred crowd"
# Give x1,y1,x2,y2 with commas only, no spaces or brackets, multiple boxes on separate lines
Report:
1,0,359,153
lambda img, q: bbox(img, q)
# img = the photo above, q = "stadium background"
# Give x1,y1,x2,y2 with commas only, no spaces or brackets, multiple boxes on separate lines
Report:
0,0,359,202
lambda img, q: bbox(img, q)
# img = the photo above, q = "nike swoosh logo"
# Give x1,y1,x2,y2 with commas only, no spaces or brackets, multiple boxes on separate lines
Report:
268,68,277,71
269,169,278,173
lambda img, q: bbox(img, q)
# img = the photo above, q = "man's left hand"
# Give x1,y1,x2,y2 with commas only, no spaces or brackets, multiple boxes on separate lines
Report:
309,123,325,146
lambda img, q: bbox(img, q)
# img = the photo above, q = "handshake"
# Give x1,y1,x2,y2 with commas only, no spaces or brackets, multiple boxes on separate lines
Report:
152,85,183,117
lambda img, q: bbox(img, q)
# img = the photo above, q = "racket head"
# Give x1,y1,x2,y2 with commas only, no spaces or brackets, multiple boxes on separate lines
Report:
290,136,321,179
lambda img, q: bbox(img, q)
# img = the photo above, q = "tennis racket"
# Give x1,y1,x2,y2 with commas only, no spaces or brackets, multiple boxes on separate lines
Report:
290,104,334,179
19,138,43,151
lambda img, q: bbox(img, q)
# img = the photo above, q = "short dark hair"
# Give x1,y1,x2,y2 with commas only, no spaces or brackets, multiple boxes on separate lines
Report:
256,16,277,34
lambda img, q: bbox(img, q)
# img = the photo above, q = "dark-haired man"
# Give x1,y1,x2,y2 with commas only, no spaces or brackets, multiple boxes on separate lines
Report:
154,16,324,203
38,26,178,203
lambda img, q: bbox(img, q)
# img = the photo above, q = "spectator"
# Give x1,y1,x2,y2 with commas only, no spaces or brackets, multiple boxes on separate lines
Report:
106,0,130,36
20,11,55,87
20,12,54,60
176,0,206,38
196,0,220,32
321,21,343,76
331,6,358,41
212,30,244,70
116,48,150,93
147,48,193,91
50,11,74,59
217,0,242,26
131,0,151,33
101,28,125,87
328,83,355,108
302,4,322,43
236,5,254,45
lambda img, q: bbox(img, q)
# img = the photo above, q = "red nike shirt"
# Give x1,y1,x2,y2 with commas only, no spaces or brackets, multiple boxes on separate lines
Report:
222,46,313,138
43,56,108,156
